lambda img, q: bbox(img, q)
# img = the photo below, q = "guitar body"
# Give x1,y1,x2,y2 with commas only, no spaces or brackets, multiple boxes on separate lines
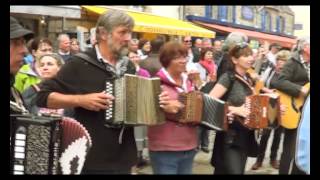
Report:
276,83,310,129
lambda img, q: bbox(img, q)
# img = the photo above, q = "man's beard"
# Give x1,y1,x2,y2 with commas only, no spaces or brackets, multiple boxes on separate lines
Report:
107,36,128,60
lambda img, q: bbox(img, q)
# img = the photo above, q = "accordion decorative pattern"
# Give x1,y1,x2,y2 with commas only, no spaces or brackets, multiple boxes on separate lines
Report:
10,115,92,174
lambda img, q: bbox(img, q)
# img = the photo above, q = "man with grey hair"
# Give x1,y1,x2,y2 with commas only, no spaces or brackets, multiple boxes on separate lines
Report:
36,10,138,174
272,36,310,174
57,33,71,62
216,32,248,79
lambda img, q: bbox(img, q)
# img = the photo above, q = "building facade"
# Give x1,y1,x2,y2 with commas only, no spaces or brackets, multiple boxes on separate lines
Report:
185,6,295,37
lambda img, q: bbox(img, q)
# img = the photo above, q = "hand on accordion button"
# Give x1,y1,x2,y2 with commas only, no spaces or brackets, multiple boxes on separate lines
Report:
227,105,249,123
78,91,115,111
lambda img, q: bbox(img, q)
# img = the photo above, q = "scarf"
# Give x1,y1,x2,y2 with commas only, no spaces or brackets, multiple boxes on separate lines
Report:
199,59,215,74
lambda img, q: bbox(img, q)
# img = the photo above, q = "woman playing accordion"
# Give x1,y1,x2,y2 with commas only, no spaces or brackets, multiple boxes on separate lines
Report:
208,42,260,174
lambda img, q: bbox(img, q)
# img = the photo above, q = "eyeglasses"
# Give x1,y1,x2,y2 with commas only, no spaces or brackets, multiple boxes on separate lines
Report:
184,40,192,43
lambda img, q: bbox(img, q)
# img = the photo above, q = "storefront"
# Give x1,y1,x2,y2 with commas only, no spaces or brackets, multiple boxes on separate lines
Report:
81,6,216,40
186,15,296,49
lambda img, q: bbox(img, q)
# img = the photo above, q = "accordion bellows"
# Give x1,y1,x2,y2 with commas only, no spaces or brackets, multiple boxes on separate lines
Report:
176,91,228,131
105,74,165,126
201,94,228,131
10,115,92,174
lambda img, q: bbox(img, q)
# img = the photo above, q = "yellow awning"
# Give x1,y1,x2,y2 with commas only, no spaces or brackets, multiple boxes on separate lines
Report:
82,6,215,38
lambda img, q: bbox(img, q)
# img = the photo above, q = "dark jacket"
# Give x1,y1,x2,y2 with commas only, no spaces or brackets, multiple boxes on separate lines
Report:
272,51,309,97
191,47,201,63
139,53,162,77
36,48,138,171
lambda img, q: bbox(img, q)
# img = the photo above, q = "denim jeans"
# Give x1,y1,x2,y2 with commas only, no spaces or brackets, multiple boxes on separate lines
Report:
149,149,197,174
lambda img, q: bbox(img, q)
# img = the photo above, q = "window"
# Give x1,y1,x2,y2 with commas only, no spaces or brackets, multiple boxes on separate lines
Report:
241,6,254,21
205,6,212,18
276,16,286,33
264,11,272,31
218,6,228,21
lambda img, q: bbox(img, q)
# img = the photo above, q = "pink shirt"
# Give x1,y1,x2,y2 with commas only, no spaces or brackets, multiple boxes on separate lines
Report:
148,68,198,151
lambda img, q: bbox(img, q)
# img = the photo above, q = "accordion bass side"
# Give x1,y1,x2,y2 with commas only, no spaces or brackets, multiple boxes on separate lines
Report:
243,94,281,129
10,115,92,174
105,74,165,126
176,91,203,124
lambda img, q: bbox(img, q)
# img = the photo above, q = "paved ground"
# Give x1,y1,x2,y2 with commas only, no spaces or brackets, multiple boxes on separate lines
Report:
134,130,283,175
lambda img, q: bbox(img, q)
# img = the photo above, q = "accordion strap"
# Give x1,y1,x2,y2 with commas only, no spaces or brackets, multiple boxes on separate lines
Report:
234,74,255,95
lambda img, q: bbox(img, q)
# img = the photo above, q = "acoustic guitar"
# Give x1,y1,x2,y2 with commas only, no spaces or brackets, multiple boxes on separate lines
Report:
276,83,310,129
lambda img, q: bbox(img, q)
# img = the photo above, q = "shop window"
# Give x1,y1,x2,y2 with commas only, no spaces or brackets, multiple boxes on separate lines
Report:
241,6,254,21
205,6,212,18
263,11,272,31
218,6,228,21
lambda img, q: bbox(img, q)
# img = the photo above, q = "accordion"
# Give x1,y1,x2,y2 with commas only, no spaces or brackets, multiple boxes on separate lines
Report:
243,94,281,129
176,91,203,124
10,115,92,175
105,74,165,126
176,91,227,131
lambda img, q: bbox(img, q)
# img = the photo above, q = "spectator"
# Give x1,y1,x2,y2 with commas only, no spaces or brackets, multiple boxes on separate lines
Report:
70,38,80,54
128,38,139,53
57,33,71,61
182,36,199,71
137,39,151,60
194,47,217,153
266,43,281,66
194,38,203,50
22,53,65,116
14,37,53,93
139,37,165,76
202,38,212,48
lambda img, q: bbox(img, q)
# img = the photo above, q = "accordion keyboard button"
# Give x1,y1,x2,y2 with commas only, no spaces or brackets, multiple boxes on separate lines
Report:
15,133,26,140
14,165,24,171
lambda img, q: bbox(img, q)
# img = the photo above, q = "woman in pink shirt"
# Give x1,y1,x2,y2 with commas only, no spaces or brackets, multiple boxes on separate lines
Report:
148,42,198,174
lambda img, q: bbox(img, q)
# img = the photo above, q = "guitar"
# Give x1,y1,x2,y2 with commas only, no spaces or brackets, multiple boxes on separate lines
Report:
276,83,310,129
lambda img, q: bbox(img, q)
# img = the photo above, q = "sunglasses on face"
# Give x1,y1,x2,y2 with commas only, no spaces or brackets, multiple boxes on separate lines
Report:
184,40,192,43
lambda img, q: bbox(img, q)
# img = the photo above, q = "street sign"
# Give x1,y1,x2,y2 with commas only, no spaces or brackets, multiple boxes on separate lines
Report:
294,24,303,30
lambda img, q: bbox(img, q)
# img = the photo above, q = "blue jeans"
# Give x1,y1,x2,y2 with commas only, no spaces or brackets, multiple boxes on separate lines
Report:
149,149,197,174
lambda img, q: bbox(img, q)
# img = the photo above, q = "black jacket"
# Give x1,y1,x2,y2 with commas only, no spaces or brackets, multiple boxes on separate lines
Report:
36,48,138,171
272,51,309,97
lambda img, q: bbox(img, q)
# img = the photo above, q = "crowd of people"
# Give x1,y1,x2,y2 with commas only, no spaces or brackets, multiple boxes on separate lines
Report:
10,9,310,175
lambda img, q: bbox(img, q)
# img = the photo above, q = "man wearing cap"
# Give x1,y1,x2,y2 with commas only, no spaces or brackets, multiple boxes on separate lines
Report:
10,16,34,119
10,17,34,174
